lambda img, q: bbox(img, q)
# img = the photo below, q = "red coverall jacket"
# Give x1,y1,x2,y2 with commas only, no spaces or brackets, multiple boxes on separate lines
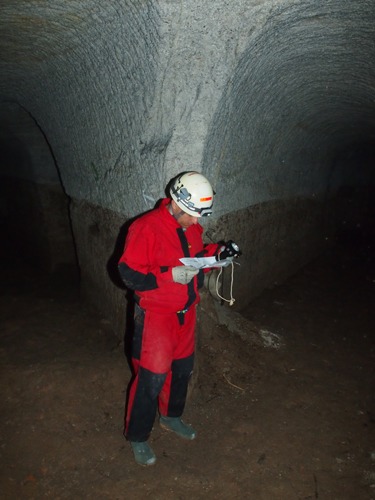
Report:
118,198,219,312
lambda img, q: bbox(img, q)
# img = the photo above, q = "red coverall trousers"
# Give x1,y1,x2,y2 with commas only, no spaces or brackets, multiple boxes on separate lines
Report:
125,303,196,442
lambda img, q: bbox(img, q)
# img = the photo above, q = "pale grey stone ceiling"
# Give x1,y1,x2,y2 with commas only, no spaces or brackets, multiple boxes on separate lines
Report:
0,0,374,218
0,0,161,215
203,1,375,216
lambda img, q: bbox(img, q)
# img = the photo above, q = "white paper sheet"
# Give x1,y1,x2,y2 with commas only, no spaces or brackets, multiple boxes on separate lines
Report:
179,256,233,269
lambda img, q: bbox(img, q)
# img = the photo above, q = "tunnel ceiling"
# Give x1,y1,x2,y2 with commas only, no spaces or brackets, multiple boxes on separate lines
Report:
203,1,375,215
0,0,161,216
1,0,374,218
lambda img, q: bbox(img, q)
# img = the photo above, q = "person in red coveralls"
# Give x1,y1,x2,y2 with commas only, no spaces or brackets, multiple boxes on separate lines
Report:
118,171,240,466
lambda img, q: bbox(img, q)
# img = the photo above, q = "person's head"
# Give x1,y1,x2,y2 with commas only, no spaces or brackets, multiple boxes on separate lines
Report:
169,171,214,228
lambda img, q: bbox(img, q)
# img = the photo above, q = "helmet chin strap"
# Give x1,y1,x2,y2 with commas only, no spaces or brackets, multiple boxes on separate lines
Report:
168,202,185,220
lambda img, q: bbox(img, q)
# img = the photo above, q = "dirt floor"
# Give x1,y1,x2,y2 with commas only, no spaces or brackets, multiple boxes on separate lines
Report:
0,245,374,499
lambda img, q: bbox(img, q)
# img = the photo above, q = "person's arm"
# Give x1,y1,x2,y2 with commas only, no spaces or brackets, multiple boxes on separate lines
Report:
202,241,241,260
118,260,160,291
202,242,222,258
195,240,241,275
118,223,174,291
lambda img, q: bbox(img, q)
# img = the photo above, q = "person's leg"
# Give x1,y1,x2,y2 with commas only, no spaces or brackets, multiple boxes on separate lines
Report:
126,365,166,466
159,354,194,417
125,308,177,464
158,307,197,439
126,366,167,442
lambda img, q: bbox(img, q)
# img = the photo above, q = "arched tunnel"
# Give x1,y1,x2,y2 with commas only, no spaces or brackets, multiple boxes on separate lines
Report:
1,0,374,319
0,1,374,497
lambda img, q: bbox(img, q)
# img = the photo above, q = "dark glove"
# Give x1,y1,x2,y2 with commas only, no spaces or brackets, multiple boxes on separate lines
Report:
216,240,241,261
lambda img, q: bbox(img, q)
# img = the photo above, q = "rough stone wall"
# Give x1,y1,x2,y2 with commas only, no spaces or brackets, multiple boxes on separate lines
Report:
1,0,161,216
0,0,374,331
203,196,331,310
202,0,375,217
2,1,373,217
69,200,129,336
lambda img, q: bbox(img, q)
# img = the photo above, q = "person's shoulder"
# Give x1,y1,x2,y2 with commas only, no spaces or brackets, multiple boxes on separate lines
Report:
130,202,165,230
129,209,152,230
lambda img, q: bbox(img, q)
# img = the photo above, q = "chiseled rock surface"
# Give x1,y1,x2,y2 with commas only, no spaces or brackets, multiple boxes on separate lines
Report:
1,1,374,217
0,1,374,317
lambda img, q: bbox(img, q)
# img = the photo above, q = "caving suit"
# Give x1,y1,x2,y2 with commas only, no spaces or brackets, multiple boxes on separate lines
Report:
118,198,219,442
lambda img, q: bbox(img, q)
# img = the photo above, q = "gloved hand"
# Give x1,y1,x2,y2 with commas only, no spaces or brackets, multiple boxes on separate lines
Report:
216,240,242,261
172,265,199,284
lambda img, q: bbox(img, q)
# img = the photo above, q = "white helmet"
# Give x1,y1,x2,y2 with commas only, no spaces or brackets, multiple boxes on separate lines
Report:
170,171,214,217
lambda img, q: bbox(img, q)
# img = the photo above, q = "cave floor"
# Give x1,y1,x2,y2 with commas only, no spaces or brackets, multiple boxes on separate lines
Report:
0,247,374,500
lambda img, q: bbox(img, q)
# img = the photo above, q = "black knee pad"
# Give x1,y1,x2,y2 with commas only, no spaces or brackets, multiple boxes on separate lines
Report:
138,367,167,399
171,353,195,378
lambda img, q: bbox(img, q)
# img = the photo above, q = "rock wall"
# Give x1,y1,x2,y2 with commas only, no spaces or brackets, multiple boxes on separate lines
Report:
0,0,374,334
